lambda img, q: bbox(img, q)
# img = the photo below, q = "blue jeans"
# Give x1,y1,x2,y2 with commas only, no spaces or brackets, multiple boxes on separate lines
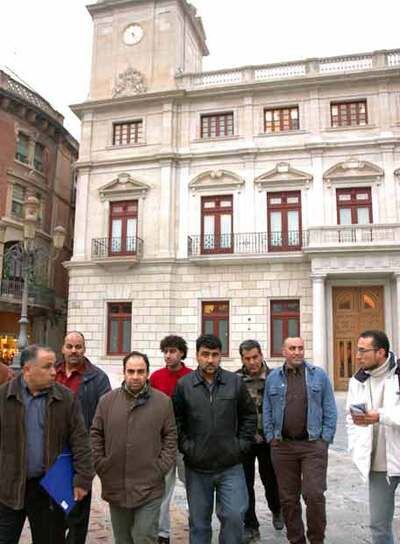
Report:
369,471,400,544
185,464,248,544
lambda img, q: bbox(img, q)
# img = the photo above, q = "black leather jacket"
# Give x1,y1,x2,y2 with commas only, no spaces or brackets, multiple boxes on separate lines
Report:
173,368,257,472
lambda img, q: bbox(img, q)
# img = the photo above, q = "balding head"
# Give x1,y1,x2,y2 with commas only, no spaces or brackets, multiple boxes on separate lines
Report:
62,331,86,368
282,337,305,368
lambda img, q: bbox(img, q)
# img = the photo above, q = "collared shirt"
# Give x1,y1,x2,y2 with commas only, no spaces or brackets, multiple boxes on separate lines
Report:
282,362,308,440
56,360,86,395
20,379,49,478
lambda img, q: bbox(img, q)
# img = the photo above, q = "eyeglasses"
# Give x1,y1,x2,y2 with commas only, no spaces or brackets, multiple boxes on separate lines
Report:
356,348,378,355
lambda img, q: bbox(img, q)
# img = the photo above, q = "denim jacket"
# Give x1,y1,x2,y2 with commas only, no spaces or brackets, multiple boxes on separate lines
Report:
263,361,337,443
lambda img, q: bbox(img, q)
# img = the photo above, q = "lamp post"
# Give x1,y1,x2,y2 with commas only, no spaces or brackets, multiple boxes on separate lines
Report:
8,196,66,372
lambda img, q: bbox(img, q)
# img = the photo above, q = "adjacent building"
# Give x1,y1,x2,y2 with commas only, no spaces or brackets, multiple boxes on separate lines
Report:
0,68,77,359
68,0,400,389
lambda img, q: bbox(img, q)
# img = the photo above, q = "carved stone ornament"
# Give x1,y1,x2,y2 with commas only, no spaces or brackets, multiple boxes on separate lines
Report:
323,158,384,188
254,162,313,191
189,170,245,193
99,173,150,201
112,67,146,98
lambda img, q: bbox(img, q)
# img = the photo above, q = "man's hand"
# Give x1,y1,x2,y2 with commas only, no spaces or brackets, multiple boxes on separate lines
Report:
352,410,380,426
74,487,88,502
270,438,279,447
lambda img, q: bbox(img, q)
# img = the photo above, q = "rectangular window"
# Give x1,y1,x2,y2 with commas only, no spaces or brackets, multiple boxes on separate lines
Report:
34,143,45,172
113,120,143,146
202,301,230,356
11,184,25,217
201,195,233,254
15,133,29,164
267,191,302,251
264,106,299,133
107,302,132,355
109,200,138,255
270,300,300,357
336,187,372,225
331,100,368,128
200,112,234,139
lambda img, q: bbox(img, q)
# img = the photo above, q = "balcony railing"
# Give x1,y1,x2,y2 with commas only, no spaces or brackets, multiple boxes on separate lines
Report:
305,224,400,248
0,279,55,307
188,232,302,257
91,237,143,259
176,48,400,90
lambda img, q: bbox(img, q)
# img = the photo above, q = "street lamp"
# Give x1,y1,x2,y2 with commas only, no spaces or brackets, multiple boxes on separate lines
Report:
8,196,66,372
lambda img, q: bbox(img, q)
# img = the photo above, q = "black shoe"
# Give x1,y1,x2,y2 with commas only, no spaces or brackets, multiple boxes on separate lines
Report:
158,537,170,544
272,511,284,530
242,526,260,543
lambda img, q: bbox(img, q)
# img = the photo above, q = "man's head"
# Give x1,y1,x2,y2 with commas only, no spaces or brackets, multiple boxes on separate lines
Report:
21,345,56,393
123,351,150,393
160,335,188,372
356,330,389,370
282,337,305,368
196,334,222,378
239,339,264,376
62,331,86,368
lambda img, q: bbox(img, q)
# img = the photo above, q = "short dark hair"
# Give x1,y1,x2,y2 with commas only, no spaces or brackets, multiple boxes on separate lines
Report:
159,335,188,360
122,351,150,372
20,345,55,368
239,339,262,357
196,334,222,353
358,330,390,357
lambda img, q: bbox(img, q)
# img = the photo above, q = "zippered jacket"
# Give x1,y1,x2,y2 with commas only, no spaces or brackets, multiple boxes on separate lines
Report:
0,375,94,510
346,352,400,479
263,361,337,443
173,368,257,472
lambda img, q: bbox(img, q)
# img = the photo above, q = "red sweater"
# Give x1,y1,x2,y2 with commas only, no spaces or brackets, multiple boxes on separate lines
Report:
150,363,192,398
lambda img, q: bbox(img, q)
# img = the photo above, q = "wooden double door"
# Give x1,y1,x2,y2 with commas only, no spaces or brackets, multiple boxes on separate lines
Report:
333,286,384,391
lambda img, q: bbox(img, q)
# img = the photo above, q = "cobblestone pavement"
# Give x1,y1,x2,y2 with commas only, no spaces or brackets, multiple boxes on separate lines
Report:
20,393,400,543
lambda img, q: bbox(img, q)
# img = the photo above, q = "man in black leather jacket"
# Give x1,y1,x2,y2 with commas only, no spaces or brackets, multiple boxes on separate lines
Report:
173,334,257,544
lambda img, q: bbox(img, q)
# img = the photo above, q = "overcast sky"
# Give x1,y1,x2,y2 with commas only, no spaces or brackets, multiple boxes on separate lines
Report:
1,0,399,140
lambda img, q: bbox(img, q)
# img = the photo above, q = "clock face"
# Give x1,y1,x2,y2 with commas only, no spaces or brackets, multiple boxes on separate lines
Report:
123,24,144,46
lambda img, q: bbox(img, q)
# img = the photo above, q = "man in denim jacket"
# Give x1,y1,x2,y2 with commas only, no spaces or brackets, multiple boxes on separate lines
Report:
263,337,337,544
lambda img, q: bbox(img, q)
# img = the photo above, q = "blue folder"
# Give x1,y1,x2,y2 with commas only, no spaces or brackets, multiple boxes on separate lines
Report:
40,448,76,514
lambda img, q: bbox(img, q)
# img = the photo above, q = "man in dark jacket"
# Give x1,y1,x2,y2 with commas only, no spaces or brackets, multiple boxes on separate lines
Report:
173,334,257,544
237,340,283,543
0,344,94,544
91,351,177,544
56,331,111,544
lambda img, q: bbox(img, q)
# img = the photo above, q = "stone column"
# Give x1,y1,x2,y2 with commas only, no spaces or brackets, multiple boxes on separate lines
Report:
72,167,89,260
311,274,327,370
158,159,175,259
394,273,400,356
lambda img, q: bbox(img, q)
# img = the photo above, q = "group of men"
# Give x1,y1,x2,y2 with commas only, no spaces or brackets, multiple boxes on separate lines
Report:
0,328,399,544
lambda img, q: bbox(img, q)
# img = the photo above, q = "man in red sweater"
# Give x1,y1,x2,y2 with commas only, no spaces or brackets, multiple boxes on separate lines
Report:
150,335,192,544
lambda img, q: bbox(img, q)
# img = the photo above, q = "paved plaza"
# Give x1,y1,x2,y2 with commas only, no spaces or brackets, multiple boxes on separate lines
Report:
20,393,400,543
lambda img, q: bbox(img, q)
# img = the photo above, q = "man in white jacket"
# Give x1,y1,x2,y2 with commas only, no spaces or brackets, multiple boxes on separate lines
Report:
346,329,400,544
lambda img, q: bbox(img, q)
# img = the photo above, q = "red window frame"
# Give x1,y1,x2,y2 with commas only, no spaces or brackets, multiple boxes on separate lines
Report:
109,200,138,256
336,187,372,225
267,191,302,251
270,300,300,357
201,301,230,356
201,195,233,255
200,112,234,139
113,120,143,145
107,302,132,355
331,100,368,128
264,106,299,133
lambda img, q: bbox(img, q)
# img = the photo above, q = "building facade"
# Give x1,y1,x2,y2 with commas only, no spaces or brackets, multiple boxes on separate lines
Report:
68,0,400,389
0,69,77,360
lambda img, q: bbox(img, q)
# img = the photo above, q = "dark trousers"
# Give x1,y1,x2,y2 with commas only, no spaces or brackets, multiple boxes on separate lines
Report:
242,442,281,529
0,478,66,544
271,440,328,544
66,490,92,544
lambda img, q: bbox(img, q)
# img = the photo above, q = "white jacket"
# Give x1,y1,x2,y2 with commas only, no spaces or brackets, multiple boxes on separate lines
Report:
346,353,400,480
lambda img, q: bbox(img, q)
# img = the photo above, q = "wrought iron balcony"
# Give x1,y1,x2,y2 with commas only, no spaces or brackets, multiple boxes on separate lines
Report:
0,279,55,308
91,237,143,260
304,224,400,250
188,231,302,257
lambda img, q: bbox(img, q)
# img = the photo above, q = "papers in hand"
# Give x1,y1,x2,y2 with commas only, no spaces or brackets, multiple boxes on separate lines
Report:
40,448,76,514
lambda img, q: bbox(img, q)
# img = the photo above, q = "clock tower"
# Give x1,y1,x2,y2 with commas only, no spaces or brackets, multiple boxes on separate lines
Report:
87,0,208,100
